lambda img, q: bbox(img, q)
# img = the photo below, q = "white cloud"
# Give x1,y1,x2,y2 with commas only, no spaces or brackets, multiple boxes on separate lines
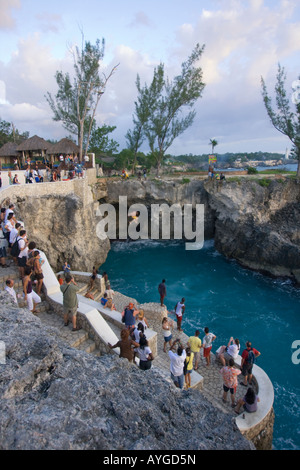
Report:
0,0,20,30
0,0,299,155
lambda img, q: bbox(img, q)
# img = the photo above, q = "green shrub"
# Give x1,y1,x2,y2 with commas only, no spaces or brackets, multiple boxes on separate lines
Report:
247,166,258,174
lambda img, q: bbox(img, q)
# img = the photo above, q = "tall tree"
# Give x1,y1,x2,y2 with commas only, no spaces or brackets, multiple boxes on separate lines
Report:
0,118,29,147
88,123,119,156
130,44,205,174
46,37,118,160
209,138,218,154
261,64,300,178
126,71,163,174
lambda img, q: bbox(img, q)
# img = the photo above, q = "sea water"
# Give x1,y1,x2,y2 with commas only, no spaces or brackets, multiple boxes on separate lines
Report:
101,239,300,450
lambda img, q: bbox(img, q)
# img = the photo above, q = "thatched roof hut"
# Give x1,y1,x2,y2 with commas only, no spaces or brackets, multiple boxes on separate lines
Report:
16,135,50,152
16,135,51,164
47,138,79,156
0,142,20,166
0,141,19,157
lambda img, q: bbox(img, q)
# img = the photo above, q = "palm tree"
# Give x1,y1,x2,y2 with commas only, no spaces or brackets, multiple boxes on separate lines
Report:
209,139,218,154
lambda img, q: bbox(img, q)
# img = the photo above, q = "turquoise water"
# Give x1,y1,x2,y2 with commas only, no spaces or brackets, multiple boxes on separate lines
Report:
101,239,300,450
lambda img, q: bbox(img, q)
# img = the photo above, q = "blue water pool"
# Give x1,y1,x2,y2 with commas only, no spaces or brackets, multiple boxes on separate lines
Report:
101,239,300,450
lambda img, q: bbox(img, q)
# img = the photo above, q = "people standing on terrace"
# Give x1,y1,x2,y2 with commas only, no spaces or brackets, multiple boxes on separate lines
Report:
158,279,166,306
217,337,240,366
220,357,241,408
33,250,44,296
5,279,18,304
23,266,41,314
17,230,28,279
187,330,202,370
108,328,139,363
60,274,81,332
162,316,174,353
175,297,185,331
241,341,261,387
203,327,216,367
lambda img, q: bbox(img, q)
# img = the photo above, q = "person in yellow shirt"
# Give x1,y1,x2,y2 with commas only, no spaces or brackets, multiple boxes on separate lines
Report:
188,330,202,370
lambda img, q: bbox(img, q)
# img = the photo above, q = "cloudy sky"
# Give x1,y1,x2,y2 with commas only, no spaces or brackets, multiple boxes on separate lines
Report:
0,0,300,156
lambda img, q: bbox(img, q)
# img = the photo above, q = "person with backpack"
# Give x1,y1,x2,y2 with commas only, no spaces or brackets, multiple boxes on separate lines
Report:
121,302,139,329
241,341,261,387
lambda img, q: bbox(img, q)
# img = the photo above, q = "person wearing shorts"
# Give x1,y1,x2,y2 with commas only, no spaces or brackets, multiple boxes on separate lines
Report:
220,358,241,407
23,266,41,313
162,317,173,352
175,298,185,331
203,327,216,366
188,330,202,370
60,274,80,331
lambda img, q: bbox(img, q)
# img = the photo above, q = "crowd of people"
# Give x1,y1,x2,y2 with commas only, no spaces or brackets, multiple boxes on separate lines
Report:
1,203,261,417
1,202,44,314
2,155,88,187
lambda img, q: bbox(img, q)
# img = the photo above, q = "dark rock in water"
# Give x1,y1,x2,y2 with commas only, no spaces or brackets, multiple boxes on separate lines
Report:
0,292,253,451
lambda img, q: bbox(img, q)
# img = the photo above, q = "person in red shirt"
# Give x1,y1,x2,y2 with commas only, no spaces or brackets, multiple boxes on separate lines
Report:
241,341,261,387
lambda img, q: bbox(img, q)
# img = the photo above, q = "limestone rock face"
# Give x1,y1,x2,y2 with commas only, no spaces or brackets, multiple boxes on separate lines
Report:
11,192,110,272
204,179,300,282
0,293,253,451
106,179,216,239
105,177,300,282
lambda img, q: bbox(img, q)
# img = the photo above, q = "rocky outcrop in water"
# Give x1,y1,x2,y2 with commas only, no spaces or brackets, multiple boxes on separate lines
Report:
0,293,253,450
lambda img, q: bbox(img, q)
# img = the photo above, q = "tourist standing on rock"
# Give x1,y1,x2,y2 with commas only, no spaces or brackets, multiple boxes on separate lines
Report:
33,250,44,296
175,298,185,331
4,213,15,248
17,230,28,280
203,327,216,367
241,341,261,387
217,337,240,366
86,266,97,293
137,335,154,370
162,317,174,353
220,358,241,408
0,233,7,268
23,266,41,314
136,309,149,329
184,347,194,389
168,339,186,389
121,302,139,329
63,261,71,278
60,274,81,331
158,279,166,306
5,279,18,304
108,328,139,362
188,330,202,370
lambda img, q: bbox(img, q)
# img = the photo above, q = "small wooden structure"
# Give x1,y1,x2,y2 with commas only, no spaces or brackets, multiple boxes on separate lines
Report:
16,135,51,165
0,142,19,168
47,138,80,160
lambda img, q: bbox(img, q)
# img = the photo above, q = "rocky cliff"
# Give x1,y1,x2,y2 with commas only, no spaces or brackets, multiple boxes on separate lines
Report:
0,182,110,273
204,178,300,284
103,177,300,284
0,292,253,451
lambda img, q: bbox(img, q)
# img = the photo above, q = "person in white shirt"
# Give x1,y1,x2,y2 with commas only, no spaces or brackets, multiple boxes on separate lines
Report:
17,230,28,279
203,327,216,367
175,298,185,331
9,222,22,246
168,340,186,389
218,337,240,366
5,279,18,304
